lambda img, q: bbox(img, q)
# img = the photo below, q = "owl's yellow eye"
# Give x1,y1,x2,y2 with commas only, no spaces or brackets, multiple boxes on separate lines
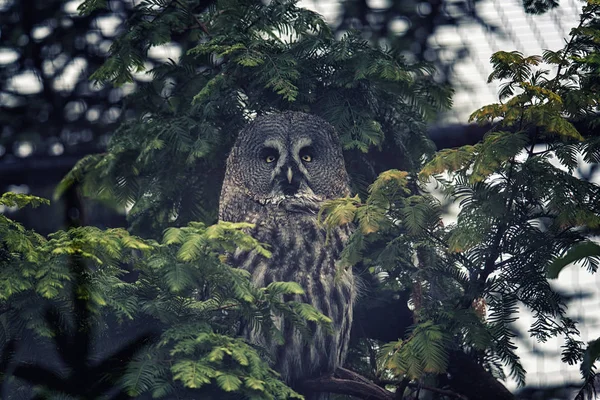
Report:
265,155,276,163
301,154,312,162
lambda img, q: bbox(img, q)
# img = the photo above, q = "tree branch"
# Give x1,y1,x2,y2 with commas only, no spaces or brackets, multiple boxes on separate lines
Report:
174,0,210,34
301,368,394,400
301,368,472,400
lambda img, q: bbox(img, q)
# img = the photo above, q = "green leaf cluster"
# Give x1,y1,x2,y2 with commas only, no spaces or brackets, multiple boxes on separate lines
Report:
0,196,337,398
378,321,450,379
59,0,451,238
321,1,600,392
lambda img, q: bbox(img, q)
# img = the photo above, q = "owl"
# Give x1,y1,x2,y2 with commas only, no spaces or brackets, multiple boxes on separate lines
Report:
219,111,356,391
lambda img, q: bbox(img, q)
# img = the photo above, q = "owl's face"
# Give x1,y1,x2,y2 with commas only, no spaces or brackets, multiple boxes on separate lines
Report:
224,112,350,209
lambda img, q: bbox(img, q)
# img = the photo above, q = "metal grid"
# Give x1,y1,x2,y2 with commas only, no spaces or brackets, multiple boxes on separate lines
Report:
300,0,600,392
431,1,600,390
435,0,582,123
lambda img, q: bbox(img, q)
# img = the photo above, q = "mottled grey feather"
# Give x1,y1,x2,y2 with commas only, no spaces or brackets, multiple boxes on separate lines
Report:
219,112,356,393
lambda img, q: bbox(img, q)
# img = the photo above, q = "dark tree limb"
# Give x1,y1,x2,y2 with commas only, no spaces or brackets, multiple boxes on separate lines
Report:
302,368,467,400
335,367,376,385
301,368,394,400
302,362,516,400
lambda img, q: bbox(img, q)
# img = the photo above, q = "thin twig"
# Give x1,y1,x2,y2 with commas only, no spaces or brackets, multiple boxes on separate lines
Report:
174,0,210,34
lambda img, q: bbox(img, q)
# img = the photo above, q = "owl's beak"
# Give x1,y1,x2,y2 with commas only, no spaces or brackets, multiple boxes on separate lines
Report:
278,163,302,195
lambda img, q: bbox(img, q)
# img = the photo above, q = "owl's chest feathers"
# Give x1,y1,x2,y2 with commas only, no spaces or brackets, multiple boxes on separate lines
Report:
231,210,355,384
233,211,352,285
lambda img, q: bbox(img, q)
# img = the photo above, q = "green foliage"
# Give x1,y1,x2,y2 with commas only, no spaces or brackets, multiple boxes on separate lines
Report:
522,0,560,14
548,241,600,278
163,329,301,398
0,197,337,398
76,0,107,15
44,1,451,394
322,0,600,392
582,338,600,380
379,321,451,379
0,193,49,209
164,221,272,261
58,0,451,238
575,338,600,400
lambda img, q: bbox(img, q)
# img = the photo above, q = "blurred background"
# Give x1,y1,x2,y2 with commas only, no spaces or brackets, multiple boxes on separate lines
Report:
1,0,598,397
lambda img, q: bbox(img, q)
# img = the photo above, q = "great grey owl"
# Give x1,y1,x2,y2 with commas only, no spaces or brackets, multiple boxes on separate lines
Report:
219,111,356,389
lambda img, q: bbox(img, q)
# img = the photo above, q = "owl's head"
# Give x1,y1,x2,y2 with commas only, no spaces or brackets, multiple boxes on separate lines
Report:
220,112,350,216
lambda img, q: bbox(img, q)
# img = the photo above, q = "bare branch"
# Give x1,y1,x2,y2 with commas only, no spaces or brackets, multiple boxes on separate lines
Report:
301,368,394,400
302,364,512,400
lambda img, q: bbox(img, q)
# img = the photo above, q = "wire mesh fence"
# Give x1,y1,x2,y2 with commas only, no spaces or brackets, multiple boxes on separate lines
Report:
299,0,600,393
